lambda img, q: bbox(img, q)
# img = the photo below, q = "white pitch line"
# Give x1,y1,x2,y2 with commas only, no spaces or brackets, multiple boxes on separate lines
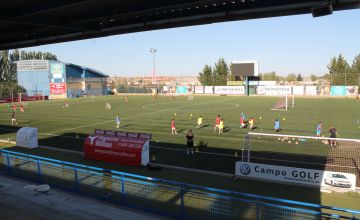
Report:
49,96,241,134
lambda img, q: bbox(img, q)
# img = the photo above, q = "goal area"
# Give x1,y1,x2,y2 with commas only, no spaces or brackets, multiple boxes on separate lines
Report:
243,132,360,187
271,94,295,111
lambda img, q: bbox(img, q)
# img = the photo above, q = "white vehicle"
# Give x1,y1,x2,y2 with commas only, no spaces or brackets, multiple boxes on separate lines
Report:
324,173,352,188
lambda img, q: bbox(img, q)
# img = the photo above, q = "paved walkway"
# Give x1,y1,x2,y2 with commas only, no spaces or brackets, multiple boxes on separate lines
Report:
0,175,170,220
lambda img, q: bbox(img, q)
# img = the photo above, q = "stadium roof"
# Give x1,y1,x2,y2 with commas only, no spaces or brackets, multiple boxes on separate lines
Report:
1,0,359,50
66,63,109,78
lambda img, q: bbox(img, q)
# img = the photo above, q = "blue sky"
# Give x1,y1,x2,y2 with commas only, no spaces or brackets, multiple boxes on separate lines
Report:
24,9,360,77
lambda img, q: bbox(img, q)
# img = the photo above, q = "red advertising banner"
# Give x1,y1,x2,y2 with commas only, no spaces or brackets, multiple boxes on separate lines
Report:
94,129,152,140
83,135,149,166
50,83,66,95
0,96,48,104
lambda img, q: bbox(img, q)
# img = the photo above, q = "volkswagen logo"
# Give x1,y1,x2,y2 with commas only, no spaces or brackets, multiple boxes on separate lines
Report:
239,164,251,175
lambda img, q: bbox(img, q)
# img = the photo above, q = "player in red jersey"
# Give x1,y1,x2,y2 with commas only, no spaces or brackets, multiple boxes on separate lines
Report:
171,118,177,135
12,103,17,111
214,115,221,133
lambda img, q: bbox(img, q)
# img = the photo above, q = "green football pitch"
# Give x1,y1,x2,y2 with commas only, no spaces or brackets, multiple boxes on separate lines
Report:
1,95,359,149
1,95,360,210
0,95,360,168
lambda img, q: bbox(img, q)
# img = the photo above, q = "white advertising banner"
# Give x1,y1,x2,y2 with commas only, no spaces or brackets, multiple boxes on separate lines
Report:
292,86,304,95
263,86,292,96
257,86,265,95
305,86,317,96
346,86,358,96
235,162,356,190
214,86,245,95
195,86,204,94
204,86,214,94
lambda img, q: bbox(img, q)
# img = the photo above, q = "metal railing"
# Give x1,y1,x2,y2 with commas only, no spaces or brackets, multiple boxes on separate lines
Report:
0,149,359,220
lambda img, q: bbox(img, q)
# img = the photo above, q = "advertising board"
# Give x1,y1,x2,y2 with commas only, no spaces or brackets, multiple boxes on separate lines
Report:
50,83,67,95
235,162,356,190
214,86,245,95
330,86,347,96
305,86,317,96
204,86,214,94
257,86,291,95
292,86,304,95
194,86,204,94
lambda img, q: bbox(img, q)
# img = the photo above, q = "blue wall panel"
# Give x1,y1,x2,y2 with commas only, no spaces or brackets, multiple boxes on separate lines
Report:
17,70,50,96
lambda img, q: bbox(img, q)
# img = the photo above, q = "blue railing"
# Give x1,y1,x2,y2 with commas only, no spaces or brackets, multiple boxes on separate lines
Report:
0,149,359,220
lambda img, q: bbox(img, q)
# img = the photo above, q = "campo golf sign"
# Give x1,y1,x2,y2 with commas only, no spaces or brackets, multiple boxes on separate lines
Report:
235,162,356,190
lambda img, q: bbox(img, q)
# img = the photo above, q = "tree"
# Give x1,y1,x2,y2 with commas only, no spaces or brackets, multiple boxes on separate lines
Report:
197,64,213,86
9,49,20,81
350,53,360,85
296,74,303,81
327,54,350,85
213,58,229,86
286,73,297,82
259,71,279,81
0,50,11,81
310,74,318,82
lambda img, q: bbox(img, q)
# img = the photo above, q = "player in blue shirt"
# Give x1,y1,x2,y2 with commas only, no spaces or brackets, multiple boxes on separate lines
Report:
274,119,281,133
316,122,323,137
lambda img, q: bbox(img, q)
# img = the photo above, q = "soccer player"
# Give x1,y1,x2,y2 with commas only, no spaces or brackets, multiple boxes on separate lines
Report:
214,115,221,132
20,104,24,112
12,103,17,111
240,112,246,121
186,129,194,155
328,125,338,147
219,119,224,134
274,118,281,133
196,116,203,128
240,115,246,128
115,114,121,128
249,117,255,130
316,122,323,137
11,111,18,125
171,118,177,135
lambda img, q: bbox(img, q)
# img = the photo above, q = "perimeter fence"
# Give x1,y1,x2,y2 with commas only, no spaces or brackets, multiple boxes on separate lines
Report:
0,149,359,220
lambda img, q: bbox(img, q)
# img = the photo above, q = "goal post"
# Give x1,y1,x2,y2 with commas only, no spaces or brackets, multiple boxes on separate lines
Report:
18,91,45,103
243,132,360,187
271,94,295,111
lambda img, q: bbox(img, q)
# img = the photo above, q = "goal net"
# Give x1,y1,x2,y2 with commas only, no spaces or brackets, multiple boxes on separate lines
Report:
243,132,360,187
271,94,294,111
18,91,45,103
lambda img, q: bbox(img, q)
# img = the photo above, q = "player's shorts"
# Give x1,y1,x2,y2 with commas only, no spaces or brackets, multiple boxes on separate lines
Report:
316,131,321,136
215,124,219,128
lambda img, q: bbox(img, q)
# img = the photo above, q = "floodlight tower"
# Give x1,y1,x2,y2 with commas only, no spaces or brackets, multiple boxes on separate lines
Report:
150,48,157,85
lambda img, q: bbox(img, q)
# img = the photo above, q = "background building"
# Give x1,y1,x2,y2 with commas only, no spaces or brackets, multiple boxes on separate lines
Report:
17,60,108,99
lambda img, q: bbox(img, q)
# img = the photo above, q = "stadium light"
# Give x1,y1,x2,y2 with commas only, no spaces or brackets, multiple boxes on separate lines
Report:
150,48,157,85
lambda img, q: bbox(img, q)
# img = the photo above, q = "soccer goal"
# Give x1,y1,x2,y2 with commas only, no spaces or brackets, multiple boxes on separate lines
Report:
271,94,295,111
243,132,360,187
18,91,45,103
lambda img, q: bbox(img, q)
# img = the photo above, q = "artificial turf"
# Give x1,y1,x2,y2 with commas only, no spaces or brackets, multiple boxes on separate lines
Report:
0,95,359,211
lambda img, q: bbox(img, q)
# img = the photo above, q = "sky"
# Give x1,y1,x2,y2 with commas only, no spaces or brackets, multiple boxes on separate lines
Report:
23,9,360,77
